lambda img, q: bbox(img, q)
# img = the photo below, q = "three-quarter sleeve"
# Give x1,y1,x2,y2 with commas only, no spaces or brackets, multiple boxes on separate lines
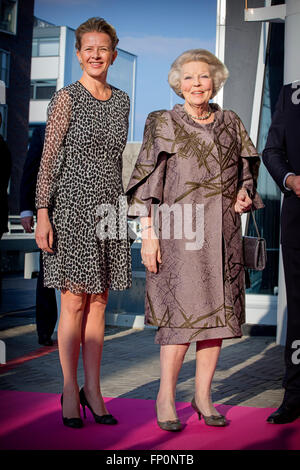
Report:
127,152,168,218
126,111,175,218
35,89,72,209
234,113,264,210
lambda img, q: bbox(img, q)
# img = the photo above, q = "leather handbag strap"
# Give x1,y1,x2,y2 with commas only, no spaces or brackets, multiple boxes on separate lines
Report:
245,209,261,238
250,209,261,238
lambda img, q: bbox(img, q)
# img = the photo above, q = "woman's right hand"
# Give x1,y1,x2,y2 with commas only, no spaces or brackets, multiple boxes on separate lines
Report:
141,237,162,273
35,209,54,253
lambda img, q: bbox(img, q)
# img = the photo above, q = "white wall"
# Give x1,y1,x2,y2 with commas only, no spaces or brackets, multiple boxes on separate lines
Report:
30,56,59,122
31,56,59,80
29,27,82,125
29,100,48,122
245,294,277,325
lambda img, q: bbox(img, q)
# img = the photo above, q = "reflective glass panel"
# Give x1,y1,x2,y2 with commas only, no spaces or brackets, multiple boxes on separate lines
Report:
247,22,284,295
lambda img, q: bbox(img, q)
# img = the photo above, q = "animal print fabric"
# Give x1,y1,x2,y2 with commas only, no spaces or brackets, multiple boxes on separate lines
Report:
36,81,132,294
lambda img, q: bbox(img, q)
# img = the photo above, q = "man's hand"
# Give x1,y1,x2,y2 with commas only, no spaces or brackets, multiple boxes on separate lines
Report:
21,216,34,233
286,175,300,197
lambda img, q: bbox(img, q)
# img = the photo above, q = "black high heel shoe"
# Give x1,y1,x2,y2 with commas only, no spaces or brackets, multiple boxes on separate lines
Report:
60,394,83,428
191,397,227,427
79,387,118,425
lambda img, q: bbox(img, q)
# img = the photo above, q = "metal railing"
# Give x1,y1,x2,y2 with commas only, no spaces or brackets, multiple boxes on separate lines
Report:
3,216,35,237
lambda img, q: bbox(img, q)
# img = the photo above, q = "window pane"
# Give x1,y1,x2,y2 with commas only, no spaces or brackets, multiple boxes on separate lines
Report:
30,85,34,100
0,0,17,34
36,85,56,100
108,49,136,140
0,50,9,84
0,104,8,138
32,40,38,57
246,22,284,295
1,52,6,68
39,40,59,57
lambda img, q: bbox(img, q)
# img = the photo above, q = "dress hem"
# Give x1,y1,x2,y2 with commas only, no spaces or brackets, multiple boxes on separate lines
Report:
151,323,244,345
43,282,132,295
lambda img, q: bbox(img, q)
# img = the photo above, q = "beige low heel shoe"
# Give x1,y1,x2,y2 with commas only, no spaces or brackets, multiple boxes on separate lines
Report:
191,397,227,427
155,403,182,432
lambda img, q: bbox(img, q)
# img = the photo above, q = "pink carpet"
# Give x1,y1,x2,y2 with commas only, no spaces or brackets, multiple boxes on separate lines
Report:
0,390,299,450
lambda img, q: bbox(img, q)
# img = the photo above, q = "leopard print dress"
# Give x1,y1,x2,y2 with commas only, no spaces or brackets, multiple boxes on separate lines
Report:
35,81,132,294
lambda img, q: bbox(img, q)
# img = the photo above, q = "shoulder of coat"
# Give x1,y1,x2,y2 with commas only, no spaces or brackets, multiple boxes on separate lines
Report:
148,109,168,118
223,110,245,131
222,109,240,121
147,110,172,133
146,110,172,127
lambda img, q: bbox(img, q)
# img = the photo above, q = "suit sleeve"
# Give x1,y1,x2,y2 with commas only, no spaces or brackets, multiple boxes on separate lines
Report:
0,136,11,234
262,86,291,193
19,127,44,213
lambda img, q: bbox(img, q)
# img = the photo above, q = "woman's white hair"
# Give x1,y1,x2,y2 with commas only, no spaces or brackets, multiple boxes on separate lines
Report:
168,49,229,99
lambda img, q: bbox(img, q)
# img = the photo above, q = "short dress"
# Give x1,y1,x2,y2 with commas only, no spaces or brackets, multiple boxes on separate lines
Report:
126,103,264,345
36,81,132,294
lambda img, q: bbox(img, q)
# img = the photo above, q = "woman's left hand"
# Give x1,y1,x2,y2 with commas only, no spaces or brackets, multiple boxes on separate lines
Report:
234,188,252,214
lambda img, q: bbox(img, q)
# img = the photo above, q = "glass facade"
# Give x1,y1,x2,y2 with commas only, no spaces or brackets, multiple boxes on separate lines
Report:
247,21,285,294
30,79,57,100
32,37,60,57
0,103,7,138
0,0,17,34
107,48,136,141
30,25,136,142
0,48,9,85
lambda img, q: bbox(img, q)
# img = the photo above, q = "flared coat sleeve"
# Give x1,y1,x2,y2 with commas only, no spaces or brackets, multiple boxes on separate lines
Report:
234,112,264,211
126,108,264,217
126,110,175,217
35,88,72,209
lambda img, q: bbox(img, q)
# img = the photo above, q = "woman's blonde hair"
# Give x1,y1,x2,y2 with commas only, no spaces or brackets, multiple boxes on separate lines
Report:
75,17,119,51
168,49,229,98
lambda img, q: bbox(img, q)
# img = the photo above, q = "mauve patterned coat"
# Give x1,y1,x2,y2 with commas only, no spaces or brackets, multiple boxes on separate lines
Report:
126,103,264,345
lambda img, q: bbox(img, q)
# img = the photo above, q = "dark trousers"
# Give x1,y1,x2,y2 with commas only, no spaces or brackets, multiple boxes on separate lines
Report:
0,232,3,304
282,245,300,403
36,252,57,340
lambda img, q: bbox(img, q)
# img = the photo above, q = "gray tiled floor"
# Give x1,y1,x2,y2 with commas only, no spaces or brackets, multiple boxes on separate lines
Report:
0,324,285,408
0,274,285,409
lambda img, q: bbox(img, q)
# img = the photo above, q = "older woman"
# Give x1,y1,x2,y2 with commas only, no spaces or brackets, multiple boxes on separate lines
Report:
126,49,263,430
35,17,131,428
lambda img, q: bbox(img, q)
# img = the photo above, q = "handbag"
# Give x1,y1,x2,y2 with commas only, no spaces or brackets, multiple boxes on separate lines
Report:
242,210,267,271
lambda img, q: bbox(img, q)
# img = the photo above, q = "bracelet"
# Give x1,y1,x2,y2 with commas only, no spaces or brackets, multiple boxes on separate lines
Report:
140,224,152,232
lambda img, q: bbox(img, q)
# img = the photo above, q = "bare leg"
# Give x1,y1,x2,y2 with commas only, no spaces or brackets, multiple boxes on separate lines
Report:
58,290,87,419
194,339,222,416
81,289,109,415
156,344,189,421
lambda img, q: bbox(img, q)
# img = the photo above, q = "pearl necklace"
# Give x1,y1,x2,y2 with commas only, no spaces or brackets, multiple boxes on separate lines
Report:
185,107,212,121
